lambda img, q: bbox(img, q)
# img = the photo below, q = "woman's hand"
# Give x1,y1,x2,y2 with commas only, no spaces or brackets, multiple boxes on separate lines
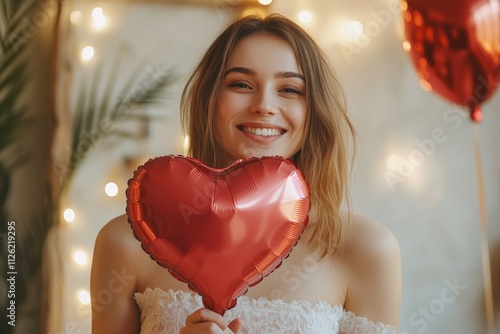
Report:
180,308,243,334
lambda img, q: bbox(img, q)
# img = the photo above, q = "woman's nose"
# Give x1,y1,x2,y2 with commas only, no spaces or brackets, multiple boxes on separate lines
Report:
250,89,277,116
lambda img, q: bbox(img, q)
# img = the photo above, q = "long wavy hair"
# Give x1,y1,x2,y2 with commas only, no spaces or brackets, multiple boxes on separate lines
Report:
181,14,356,259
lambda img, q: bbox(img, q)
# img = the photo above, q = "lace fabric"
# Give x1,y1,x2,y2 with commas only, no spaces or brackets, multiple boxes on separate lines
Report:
134,288,405,334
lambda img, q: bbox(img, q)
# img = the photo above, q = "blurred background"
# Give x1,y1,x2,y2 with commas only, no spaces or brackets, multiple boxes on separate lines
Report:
0,0,499,333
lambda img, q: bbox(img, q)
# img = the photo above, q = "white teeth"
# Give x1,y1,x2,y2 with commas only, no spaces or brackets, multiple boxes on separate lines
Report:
241,126,283,136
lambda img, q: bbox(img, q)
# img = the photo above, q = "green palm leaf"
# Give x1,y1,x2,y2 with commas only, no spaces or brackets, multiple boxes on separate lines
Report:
67,57,174,177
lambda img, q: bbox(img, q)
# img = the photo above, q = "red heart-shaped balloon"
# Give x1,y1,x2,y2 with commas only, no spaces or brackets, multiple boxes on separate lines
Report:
403,0,500,121
126,155,310,315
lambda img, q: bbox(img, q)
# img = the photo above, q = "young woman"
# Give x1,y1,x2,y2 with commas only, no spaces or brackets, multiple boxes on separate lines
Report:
91,14,403,334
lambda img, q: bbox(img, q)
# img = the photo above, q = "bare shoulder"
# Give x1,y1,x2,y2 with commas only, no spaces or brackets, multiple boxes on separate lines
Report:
96,214,135,245
92,214,142,282
91,214,143,333
338,211,402,326
341,212,401,264
92,214,146,276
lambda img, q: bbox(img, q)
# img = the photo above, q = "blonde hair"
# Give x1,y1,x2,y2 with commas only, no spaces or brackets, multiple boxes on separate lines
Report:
181,14,356,259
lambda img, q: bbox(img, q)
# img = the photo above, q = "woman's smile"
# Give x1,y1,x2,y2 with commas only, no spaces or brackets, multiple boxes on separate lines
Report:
238,126,285,137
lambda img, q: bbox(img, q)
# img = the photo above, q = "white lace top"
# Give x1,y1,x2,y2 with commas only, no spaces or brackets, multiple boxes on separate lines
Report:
135,288,405,334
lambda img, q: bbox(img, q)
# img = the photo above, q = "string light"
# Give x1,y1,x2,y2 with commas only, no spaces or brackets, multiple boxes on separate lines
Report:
298,10,313,24
335,19,365,43
81,46,95,61
105,182,119,197
92,7,103,17
64,208,75,223
386,155,404,171
402,40,411,52
401,0,408,11
91,7,106,28
78,290,91,305
384,149,430,193
348,21,364,35
73,251,87,266
419,78,432,92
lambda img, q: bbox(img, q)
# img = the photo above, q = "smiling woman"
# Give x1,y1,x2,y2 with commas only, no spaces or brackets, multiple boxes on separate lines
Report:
91,13,404,334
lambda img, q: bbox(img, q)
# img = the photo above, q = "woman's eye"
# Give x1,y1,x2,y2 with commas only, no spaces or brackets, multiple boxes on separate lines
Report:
228,81,251,89
281,86,304,95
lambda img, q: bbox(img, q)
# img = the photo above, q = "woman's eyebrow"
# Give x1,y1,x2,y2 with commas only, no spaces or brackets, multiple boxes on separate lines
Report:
224,67,305,82
224,67,255,76
275,71,305,82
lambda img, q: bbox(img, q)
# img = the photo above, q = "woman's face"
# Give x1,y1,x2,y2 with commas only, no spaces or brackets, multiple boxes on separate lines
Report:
216,33,307,165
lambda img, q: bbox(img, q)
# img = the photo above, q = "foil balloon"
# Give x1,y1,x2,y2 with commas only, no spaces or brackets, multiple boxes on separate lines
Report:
403,0,500,121
126,155,310,315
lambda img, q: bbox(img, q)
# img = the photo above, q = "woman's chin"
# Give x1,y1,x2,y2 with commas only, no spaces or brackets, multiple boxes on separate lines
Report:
221,148,297,166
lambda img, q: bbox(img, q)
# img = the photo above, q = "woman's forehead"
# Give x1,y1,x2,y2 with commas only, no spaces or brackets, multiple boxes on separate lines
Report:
225,34,302,74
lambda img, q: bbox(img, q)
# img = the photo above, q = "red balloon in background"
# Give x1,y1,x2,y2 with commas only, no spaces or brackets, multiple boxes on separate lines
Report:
403,0,500,121
126,155,310,315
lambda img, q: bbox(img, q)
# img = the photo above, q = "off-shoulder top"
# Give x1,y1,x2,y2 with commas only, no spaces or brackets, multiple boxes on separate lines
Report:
134,288,405,334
